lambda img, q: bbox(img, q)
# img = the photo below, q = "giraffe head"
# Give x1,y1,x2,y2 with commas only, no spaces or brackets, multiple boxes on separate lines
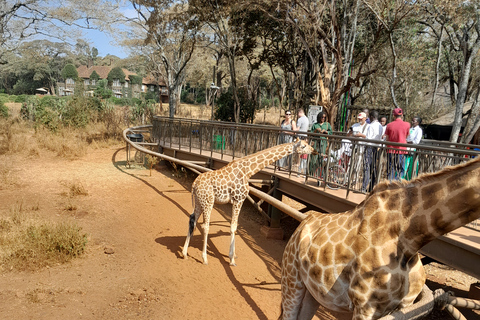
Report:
293,138,318,155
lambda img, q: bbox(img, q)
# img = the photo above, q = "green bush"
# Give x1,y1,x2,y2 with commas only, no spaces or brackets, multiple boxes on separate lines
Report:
0,102,8,118
215,87,256,123
14,95,26,103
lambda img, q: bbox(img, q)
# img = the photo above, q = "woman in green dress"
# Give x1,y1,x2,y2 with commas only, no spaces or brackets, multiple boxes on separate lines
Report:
309,111,332,177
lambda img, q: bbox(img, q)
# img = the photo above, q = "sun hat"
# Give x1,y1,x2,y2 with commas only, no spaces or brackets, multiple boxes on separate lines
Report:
357,112,366,119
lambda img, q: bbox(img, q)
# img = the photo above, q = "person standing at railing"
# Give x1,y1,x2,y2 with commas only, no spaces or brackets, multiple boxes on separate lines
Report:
294,108,309,176
278,110,297,170
309,111,332,179
362,110,383,192
403,116,423,180
380,115,388,140
384,108,410,180
349,112,368,188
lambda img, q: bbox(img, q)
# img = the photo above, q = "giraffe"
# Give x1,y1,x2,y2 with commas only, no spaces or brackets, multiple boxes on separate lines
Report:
280,156,480,320
182,138,317,266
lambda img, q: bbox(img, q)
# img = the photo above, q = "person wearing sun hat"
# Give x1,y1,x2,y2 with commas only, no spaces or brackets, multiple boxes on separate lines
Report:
351,112,368,138
384,107,410,180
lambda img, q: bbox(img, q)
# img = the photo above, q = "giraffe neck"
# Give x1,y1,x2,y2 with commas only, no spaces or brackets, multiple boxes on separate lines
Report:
241,142,294,178
398,157,480,258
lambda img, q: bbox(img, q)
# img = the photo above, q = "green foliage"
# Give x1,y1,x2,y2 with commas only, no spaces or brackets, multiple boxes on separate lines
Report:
0,102,8,118
145,90,158,102
89,70,100,81
61,64,78,80
62,96,94,128
215,87,256,123
107,67,126,84
94,79,112,99
14,95,27,103
128,74,143,85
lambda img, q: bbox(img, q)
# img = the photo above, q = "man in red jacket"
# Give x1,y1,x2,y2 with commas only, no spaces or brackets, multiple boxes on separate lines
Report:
384,108,410,180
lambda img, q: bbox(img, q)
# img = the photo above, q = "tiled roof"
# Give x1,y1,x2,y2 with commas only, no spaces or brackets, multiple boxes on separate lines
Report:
77,66,132,81
142,75,166,86
76,65,166,86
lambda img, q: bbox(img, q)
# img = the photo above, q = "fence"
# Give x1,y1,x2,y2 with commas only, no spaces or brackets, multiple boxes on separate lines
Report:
153,117,478,186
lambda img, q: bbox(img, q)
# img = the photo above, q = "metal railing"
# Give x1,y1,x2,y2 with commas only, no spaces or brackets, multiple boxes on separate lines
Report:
153,117,479,187
152,116,480,230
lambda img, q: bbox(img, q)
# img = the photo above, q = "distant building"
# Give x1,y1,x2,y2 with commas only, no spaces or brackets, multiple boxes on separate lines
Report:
56,65,168,103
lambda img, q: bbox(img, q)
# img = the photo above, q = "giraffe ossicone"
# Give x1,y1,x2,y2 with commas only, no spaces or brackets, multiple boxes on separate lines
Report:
182,138,316,266
280,156,480,320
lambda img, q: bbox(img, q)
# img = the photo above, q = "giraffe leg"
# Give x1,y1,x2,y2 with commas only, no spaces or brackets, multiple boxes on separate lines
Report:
201,204,213,265
229,200,244,266
297,290,320,320
182,211,200,259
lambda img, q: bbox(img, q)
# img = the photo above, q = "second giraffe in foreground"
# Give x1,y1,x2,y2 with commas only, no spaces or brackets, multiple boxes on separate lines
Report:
182,139,316,266
280,156,480,319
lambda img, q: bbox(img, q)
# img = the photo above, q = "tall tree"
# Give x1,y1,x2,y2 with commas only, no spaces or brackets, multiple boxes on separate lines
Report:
131,0,199,118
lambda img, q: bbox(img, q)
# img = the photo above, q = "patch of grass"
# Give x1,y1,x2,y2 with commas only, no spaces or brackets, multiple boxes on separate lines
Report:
0,219,12,232
64,202,77,211
35,128,88,159
11,201,26,225
62,180,88,197
1,222,88,272
0,165,16,190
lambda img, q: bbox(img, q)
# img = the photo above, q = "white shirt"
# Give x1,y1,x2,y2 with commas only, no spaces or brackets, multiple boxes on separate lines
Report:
365,120,383,146
296,115,309,137
406,126,423,144
351,122,368,147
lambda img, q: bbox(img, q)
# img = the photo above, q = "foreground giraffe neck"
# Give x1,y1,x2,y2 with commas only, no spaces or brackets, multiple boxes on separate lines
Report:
378,157,480,260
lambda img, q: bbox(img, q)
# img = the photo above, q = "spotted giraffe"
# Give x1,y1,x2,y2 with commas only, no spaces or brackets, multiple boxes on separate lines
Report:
280,156,480,319
182,138,316,266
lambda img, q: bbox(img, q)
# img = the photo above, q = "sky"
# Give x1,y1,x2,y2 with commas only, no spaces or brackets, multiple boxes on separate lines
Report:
81,6,139,59
83,28,129,59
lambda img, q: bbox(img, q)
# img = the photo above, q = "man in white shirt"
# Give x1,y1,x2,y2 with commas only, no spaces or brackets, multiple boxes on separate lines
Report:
406,117,423,144
404,116,423,180
294,108,309,175
362,110,383,192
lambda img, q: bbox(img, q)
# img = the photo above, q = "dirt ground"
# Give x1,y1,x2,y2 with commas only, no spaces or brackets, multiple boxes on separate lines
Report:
0,143,479,319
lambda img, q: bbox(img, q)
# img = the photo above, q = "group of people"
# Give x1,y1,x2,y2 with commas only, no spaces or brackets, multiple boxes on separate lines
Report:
278,107,423,192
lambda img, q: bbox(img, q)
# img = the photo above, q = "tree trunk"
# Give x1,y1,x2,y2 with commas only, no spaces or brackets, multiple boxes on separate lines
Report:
450,29,480,142
227,53,241,123
460,87,480,144
168,84,182,118
389,33,399,108
431,26,444,109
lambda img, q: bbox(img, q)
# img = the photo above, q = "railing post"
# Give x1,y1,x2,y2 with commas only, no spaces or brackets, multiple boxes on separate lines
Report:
262,177,284,239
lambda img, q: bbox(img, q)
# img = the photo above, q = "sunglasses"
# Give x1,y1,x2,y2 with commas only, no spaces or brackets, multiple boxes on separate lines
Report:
286,113,291,115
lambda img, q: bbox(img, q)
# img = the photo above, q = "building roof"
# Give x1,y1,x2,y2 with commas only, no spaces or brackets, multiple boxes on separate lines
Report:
77,65,132,81
142,75,166,86
76,65,167,87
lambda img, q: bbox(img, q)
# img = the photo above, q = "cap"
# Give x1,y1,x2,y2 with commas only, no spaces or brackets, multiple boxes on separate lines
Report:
357,112,367,119
393,108,403,116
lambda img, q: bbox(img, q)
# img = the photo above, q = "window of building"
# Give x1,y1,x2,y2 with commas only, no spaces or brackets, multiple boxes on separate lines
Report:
124,81,128,88
84,79,89,86
66,78,74,85
113,79,120,87
91,79,96,86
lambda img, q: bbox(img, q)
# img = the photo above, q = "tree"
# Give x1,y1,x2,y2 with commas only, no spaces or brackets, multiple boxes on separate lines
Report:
420,1,480,143
107,67,126,84
131,0,199,118
62,64,79,80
